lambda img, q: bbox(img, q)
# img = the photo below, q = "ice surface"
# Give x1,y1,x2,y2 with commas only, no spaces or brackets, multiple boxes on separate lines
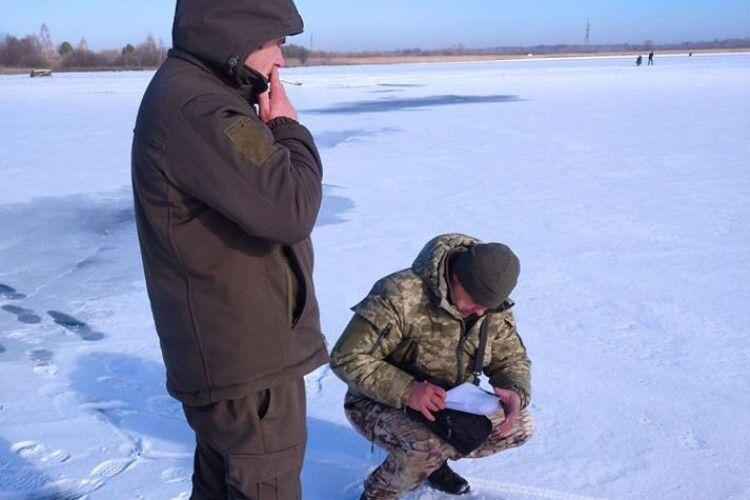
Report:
1,53,749,499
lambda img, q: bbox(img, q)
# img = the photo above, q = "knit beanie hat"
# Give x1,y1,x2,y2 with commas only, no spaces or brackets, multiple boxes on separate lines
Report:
451,243,520,309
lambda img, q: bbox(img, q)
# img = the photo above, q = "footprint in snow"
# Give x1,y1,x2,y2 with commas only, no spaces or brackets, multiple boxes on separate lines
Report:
28,348,58,376
47,310,105,341
11,440,71,464
28,349,54,367
2,304,42,324
78,457,135,490
0,283,26,300
161,467,191,484
12,440,46,458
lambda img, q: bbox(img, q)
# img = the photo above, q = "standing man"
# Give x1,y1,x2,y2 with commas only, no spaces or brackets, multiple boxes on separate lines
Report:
331,234,533,499
131,1,328,498
648,50,655,65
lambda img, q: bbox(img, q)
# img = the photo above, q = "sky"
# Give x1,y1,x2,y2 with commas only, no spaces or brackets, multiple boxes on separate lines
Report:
1,0,749,52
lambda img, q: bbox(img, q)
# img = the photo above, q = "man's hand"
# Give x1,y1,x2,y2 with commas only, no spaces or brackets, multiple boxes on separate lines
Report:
407,381,447,422
493,387,521,437
257,66,298,123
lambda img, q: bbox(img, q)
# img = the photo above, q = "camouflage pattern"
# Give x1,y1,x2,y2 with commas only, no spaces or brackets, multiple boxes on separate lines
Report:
345,393,534,499
330,233,532,410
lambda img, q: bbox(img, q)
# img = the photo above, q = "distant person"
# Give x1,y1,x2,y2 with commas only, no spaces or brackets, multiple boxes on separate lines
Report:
636,55,643,66
331,234,533,499
689,52,693,57
648,51,654,65
131,0,328,498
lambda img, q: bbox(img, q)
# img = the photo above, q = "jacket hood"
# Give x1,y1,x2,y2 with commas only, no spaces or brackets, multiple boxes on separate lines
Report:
411,233,481,315
172,0,303,85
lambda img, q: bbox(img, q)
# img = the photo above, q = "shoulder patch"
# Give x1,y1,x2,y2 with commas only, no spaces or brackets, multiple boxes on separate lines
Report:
224,117,275,167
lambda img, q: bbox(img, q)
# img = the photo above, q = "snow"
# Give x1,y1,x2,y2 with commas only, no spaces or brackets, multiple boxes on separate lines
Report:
1,53,749,499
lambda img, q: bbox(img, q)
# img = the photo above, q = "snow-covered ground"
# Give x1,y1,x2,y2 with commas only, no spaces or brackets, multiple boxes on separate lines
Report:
1,53,748,499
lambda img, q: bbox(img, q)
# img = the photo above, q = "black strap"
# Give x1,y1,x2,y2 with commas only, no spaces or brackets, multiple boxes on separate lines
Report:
472,299,514,385
472,319,489,385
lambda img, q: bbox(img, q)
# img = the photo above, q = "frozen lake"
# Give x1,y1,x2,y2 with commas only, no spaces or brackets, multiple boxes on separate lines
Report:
1,53,749,499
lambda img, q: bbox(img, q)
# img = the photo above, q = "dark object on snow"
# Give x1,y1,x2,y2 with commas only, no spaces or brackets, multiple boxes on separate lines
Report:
428,461,471,495
0,283,25,300
407,406,493,455
47,311,104,341
648,51,654,65
636,55,643,66
30,69,52,77
2,305,41,324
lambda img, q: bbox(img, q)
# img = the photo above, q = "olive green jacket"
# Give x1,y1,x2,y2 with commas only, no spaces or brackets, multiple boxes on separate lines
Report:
330,234,531,410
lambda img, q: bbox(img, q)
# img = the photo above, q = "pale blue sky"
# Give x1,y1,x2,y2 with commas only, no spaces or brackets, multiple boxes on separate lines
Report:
1,1,748,51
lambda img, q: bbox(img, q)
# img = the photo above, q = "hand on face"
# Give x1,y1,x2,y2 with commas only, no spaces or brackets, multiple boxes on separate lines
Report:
257,66,298,123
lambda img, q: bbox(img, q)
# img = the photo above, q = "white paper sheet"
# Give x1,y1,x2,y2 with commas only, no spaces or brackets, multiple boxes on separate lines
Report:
445,382,503,415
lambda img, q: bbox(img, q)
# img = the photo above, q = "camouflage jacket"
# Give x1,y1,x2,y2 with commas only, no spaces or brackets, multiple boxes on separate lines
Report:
330,234,531,410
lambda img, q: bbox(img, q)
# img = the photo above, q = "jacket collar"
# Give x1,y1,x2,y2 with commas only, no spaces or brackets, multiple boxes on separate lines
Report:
167,48,268,104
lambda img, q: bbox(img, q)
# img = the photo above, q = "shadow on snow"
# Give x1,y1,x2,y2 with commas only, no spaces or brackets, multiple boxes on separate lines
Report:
304,94,522,114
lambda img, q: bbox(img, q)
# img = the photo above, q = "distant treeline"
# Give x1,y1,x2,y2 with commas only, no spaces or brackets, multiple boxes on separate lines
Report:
302,37,750,59
1,24,749,71
0,24,167,70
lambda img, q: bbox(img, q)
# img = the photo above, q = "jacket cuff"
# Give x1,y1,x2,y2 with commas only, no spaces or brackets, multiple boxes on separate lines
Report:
266,116,299,129
267,116,315,145
398,379,417,409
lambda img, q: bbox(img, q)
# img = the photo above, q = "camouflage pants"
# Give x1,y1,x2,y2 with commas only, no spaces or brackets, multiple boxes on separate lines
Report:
344,393,533,500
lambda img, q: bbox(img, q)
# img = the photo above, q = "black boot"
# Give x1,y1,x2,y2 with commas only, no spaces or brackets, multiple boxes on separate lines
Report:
427,461,470,495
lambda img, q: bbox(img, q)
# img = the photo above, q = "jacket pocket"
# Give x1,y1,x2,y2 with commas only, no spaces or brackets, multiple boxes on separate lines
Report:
257,388,271,420
226,445,301,500
283,245,308,328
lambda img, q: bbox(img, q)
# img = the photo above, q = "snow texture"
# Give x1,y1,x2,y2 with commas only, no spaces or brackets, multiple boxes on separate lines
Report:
1,53,748,499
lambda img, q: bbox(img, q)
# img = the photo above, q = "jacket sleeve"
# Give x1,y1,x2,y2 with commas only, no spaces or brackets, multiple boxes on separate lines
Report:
165,94,322,245
330,290,416,409
484,310,532,408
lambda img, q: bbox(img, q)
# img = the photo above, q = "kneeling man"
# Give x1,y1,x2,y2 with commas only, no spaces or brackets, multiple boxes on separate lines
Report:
331,233,533,499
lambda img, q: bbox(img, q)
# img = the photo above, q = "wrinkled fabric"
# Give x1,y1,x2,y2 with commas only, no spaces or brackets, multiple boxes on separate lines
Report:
331,234,533,498
184,378,307,499
331,234,532,409
345,393,534,499
132,0,327,405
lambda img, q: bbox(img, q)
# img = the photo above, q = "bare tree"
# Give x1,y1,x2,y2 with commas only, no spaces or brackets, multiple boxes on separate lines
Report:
0,34,45,67
135,34,165,67
61,37,104,68
39,24,55,64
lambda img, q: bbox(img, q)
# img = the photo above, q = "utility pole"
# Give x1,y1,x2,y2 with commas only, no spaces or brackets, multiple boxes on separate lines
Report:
585,18,590,48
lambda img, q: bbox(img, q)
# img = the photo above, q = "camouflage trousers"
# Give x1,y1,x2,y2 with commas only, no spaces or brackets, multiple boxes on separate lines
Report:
344,392,533,500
